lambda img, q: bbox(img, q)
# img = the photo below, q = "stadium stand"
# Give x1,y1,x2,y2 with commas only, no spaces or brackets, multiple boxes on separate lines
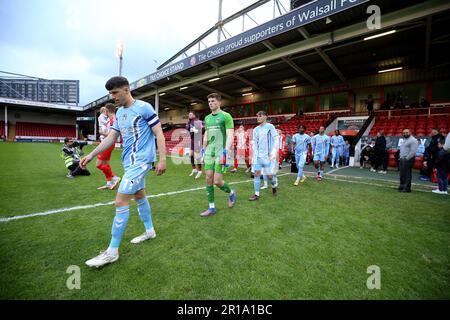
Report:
370,106,450,137
367,105,450,169
278,110,350,135
15,122,76,139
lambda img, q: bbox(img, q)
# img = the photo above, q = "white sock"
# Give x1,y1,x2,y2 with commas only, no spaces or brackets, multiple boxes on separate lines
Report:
255,191,260,196
107,247,119,256
209,203,215,210
146,227,155,235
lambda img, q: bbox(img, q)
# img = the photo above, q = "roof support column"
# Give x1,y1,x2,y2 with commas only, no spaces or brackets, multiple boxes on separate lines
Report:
155,88,159,114
4,105,8,140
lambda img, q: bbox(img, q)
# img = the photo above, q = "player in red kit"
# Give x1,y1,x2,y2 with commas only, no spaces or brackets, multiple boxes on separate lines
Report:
97,103,121,190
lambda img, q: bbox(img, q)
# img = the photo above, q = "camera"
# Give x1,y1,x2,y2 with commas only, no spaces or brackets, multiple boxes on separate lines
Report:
72,140,88,149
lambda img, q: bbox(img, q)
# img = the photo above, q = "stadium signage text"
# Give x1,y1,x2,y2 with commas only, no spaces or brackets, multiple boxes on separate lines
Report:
86,0,368,109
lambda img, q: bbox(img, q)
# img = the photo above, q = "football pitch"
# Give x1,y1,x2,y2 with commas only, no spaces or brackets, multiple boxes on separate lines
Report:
0,142,449,299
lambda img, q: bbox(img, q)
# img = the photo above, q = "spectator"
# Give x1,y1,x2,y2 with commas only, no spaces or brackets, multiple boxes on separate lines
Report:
423,128,445,180
432,139,449,195
366,95,374,115
371,130,388,174
398,129,419,193
420,98,430,109
360,145,375,169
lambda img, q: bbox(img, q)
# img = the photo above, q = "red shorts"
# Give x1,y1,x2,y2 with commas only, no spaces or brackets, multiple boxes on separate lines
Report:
97,143,115,161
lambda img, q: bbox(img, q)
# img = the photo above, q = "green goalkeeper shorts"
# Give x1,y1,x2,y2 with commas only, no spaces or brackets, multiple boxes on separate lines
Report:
204,151,226,173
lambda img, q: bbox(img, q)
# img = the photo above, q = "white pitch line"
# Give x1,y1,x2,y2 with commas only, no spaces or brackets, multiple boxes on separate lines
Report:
325,175,434,193
296,170,434,193
0,173,291,223
327,166,349,175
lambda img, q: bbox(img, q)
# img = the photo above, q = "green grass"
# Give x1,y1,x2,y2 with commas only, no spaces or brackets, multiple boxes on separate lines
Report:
0,142,449,299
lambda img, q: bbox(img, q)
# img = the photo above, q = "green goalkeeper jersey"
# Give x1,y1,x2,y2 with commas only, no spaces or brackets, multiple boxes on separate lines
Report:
204,111,234,156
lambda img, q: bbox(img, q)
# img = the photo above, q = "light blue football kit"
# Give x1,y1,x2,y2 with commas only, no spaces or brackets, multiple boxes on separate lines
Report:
292,133,311,178
252,123,279,195
112,100,159,194
252,123,279,174
312,134,330,162
331,134,344,167
108,100,160,249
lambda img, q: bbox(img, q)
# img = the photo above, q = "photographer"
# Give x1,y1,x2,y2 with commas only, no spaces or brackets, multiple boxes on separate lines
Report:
61,137,90,178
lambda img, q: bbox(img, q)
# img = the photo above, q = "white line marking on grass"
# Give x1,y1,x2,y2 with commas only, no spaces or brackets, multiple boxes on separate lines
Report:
328,172,436,189
0,201,115,223
293,171,434,193
0,173,291,223
327,166,349,175
326,176,432,193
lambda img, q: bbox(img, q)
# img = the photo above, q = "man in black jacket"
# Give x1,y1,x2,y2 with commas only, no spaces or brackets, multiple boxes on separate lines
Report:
423,128,444,179
371,130,388,174
432,139,449,195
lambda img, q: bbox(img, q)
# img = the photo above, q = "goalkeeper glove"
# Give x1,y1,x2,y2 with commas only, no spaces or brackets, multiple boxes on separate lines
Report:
200,148,205,163
220,149,227,166
220,149,230,171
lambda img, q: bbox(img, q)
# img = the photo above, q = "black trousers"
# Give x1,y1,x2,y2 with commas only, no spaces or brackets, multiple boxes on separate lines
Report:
425,157,435,177
399,158,414,191
373,150,388,171
68,162,91,176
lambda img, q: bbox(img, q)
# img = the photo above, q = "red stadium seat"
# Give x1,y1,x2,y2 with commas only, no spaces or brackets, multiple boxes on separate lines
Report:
413,157,424,170
15,122,76,138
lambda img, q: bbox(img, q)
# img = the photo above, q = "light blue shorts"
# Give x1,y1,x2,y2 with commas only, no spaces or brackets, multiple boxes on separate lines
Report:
118,163,152,195
313,153,326,162
252,157,277,175
295,152,307,169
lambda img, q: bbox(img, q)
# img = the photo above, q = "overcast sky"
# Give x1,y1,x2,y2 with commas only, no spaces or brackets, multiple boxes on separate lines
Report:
0,0,290,106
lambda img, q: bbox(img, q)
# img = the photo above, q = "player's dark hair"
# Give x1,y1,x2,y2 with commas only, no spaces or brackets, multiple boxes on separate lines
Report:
105,103,116,113
64,137,71,144
105,76,129,90
256,110,267,116
207,93,221,101
299,124,306,131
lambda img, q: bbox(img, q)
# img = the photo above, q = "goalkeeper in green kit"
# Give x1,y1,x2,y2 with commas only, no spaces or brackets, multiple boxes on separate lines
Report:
199,93,236,217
